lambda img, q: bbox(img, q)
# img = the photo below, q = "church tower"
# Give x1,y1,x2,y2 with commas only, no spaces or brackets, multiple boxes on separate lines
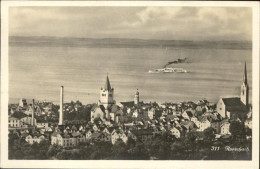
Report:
134,89,139,105
240,61,249,107
99,75,114,110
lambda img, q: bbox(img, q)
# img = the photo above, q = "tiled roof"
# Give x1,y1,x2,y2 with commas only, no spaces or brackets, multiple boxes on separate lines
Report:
120,101,135,108
186,111,193,117
220,119,230,126
51,131,61,137
180,121,197,129
131,129,153,136
60,133,73,138
198,116,208,122
222,97,246,112
71,132,82,137
110,104,120,113
91,132,101,138
9,117,19,120
91,104,106,113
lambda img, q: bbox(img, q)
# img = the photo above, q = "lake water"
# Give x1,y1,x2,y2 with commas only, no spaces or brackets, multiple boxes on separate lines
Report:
9,46,252,104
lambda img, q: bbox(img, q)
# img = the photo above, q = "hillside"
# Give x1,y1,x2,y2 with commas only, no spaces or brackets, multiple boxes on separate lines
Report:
9,36,252,50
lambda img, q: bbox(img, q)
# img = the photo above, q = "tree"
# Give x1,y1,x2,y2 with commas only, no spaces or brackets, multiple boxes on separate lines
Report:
111,139,128,159
230,121,246,141
245,128,252,137
56,151,69,160
170,140,187,160
47,144,63,158
203,127,215,142
128,141,149,160
11,111,27,119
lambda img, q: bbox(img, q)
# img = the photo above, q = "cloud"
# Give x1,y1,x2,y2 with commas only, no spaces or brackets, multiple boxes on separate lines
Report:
9,7,252,41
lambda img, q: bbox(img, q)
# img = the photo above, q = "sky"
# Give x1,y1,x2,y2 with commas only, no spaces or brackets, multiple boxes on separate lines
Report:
9,7,252,41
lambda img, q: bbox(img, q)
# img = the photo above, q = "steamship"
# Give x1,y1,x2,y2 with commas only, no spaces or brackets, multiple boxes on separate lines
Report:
148,67,187,73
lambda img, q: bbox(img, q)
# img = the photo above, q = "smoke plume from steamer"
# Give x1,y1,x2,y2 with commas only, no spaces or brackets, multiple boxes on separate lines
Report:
164,58,189,68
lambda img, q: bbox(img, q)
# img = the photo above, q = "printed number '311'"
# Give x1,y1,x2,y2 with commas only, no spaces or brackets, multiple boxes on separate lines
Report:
211,146,220,151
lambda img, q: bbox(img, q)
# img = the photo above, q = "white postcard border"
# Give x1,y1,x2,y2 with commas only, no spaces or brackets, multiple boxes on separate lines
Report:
1,1,259,169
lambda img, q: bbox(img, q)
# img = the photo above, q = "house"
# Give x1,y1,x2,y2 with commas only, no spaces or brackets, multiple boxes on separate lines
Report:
91,132,110,142
25,105,43,116
24,105,33,115
103,132,111,142
211,121,221,134
159,126,167,133
180,121,197,133
79,125,85,131
244,117,252,129
8,117,21,128
20,116,37,126
101,127,110,135
109,104,123,123
166,114,175,122
42,104,53,115
90,104,106,122
37,122,49,128
51,131,76,148
35,106,43,116
46,127,53,132
111,130,128,144
169,127,181,138
147,108,155,120
25,134,47,144
216,97,247,119
220,121,231,135
197,116,211,132
132,109,138,118
85,129,93,140
190,116,198,123
72,131,86,144
92,124,99,132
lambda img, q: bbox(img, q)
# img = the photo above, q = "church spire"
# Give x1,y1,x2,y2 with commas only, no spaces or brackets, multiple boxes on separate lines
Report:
243,61,247,85
240,61,249,107
104,74,112,90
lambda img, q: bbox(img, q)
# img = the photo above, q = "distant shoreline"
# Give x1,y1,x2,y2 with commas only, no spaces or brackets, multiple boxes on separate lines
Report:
9,36,252,50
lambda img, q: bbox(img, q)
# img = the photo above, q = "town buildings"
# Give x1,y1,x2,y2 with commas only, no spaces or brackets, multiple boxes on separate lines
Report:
8,63,251,148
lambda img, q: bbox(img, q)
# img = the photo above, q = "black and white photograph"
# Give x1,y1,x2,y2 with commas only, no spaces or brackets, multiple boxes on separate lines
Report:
1,1,259,169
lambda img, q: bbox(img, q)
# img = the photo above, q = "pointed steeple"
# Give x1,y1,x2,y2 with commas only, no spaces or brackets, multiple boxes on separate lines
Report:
243,61,247,85
241,61,249,107
104,74,112,90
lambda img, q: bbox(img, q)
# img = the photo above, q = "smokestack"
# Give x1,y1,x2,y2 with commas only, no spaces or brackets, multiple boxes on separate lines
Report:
32,99,35,126
59,86,64,125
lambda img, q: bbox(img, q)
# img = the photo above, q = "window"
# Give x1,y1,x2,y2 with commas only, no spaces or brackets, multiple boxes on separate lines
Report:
109,94,112,97
102,94,106,96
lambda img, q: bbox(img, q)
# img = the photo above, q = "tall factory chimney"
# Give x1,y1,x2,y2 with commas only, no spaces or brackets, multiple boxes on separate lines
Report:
59,86,64,125
32,99,35,126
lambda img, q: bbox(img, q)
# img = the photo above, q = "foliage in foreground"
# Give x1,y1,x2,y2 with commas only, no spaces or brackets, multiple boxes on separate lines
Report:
9,130,252,160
